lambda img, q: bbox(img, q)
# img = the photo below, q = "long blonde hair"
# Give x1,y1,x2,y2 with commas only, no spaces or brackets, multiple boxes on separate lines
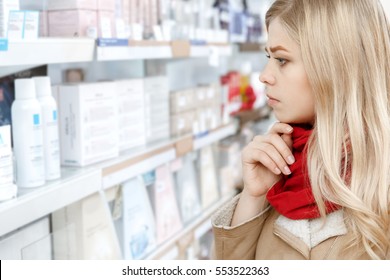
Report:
266,0,390,259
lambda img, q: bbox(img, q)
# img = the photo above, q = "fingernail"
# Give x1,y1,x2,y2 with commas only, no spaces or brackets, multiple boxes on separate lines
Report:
286,127,293,132
284,166,291,174
287,156,295,164
274,167,281,174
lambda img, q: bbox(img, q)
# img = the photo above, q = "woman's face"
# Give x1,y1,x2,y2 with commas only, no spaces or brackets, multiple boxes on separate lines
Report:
260,18,315,124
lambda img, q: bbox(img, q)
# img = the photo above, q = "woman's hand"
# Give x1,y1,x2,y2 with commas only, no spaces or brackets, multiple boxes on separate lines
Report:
241,122,295,198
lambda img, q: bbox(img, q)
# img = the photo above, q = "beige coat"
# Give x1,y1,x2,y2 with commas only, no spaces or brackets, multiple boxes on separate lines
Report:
212,195,390,260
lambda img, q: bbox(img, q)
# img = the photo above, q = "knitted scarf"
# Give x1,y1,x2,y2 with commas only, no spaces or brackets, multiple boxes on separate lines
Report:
266,124,340,220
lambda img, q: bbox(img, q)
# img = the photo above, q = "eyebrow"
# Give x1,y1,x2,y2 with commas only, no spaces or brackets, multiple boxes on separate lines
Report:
265,45,289,53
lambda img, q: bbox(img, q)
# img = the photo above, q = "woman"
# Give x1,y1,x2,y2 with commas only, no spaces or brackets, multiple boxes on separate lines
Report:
212,0,390,259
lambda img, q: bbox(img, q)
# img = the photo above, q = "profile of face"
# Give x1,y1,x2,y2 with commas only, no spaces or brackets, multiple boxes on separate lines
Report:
260,18,315,124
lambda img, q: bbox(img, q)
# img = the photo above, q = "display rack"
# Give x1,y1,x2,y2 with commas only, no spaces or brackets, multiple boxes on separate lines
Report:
146,191,235,260
0,122,238,238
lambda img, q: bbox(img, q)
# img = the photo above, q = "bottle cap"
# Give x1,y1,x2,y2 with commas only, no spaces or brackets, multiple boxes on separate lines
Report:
33,76,52,98
14,78,36,100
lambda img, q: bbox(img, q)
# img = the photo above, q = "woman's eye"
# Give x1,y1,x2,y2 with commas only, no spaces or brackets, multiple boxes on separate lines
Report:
276,58,287,66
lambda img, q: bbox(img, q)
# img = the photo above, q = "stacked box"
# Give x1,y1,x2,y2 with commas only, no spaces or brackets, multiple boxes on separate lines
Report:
115,79,146,151
57,82,119,166
48,9,97,37
143,76,170,143
0,0,20,38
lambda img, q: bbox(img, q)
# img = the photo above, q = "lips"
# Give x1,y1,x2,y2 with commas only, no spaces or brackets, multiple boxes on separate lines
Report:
266,94,280,106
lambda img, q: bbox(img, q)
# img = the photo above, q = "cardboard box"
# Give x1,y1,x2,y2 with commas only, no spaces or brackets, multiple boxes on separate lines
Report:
97,10,115,37
97,0,116,11
115,79,146,151
46,0,97,10
52,192,122,259
48,9,97,38
58,82,118,166
170,88,195,114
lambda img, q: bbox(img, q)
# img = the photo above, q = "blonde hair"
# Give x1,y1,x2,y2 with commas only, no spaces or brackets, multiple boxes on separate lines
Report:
266,0,390,259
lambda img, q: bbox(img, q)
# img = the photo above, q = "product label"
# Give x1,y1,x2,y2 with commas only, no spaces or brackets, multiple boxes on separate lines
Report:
33,114,40,125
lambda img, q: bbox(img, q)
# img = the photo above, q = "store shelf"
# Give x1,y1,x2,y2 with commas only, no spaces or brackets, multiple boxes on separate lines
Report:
0,38,95,67
101,144,176,189
102,122,238,189
193,122,238,150
97,43,173,61
190,44,233,57
0,167,101,237
97,42,233,61
146,192,235,260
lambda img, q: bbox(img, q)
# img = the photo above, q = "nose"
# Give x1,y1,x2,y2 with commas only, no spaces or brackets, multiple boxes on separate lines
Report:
259,63,276,85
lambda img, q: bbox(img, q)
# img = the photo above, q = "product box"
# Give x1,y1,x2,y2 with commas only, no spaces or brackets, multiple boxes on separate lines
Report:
115,79,146,151
48,9,97,38
57,82,118,166
170,110,195,137
0,0,20,38
198,145,219,209
97,10,115,37
172,154,201,225
170,88,195,114
0,217,51,260
39,11,48,37
97,0,116,11
120,176,157,259
52,192,122,260
6,10,24,40
46,0,97,11
142,166,182,245
143,76,170,143
0,125,17,201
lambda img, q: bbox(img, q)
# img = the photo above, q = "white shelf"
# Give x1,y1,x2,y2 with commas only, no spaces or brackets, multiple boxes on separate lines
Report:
190,44,233,57
146,192,235,260
0,38,95,67
0,123,237,237
0,168,101,237
193,122,238,150
97,45,173,61
97,44,233,61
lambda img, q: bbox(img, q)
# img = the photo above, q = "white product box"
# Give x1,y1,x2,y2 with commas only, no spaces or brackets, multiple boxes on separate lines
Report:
0,125,17,201
143,76,170,143
52,192,122,259
0,217,51,260
46,0,97,11
0,0,20,38
48,9,97,38
121,176,157,259
115,79,146,151
23,10,39,39
6,10,24,40
97,0,116,11
58,82,118,166
170,88,195,114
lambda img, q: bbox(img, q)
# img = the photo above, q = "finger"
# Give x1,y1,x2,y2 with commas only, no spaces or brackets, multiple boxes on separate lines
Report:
257,133,295,165
245,148,283,175
281,133,293,150
269,122,293,135
257,143,291,175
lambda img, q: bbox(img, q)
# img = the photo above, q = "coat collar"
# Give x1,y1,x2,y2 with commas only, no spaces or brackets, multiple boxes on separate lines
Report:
273,210,348,259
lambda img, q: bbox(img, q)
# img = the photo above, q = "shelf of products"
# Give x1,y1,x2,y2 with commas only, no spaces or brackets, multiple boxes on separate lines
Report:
0,122,237,238
0,38,96,67
146,191,235,260
0,168,101,237
0,39,234,69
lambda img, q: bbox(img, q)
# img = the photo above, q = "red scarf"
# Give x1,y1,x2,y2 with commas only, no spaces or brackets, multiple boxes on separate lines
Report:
266,124,340,220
